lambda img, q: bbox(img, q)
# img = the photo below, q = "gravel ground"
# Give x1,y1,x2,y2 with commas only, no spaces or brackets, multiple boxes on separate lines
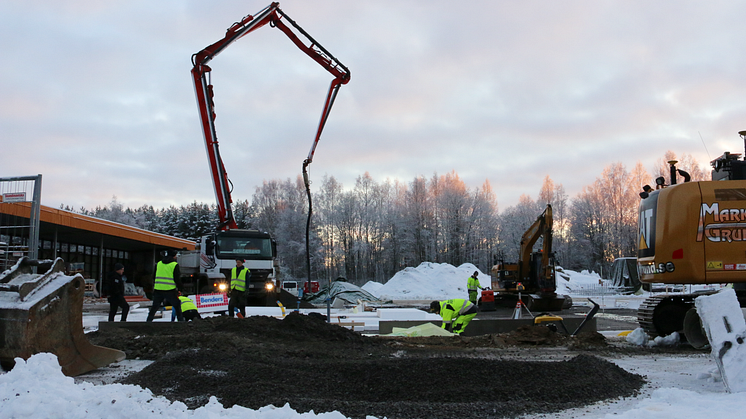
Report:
80,312,694,419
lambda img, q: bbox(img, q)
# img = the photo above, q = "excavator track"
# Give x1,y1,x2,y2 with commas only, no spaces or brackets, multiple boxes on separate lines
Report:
637,292,716,338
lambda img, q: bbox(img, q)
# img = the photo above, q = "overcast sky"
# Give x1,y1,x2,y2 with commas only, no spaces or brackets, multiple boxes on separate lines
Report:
2,0,745,212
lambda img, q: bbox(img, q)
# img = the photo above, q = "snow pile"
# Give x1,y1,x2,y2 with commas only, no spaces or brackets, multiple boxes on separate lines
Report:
0,353,349,419
626,328,649,346
652,332,680,347
364,262,487,301
555,268,605,296
362,263,622,301
625,328,680,348
361,280,383,297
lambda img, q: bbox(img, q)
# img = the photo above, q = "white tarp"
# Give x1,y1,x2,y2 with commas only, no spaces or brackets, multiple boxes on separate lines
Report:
386,322,453,337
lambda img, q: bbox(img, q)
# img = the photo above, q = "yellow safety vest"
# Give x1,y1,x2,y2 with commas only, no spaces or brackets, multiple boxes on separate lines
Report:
179,296,198,312
154,261,177,291
231,267,249,292
467,276,481,292
439,299,473,328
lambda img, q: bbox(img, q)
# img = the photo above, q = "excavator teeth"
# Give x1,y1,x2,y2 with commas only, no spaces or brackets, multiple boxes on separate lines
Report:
0,257,125,376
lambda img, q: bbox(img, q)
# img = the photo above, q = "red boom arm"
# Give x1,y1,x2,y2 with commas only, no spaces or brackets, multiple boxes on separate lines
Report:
191,2,350,230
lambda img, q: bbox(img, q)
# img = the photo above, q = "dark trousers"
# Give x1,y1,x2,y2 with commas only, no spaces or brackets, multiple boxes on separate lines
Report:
147,289,183,322
183,309,202,321
228,289,246,318
108,295,129,322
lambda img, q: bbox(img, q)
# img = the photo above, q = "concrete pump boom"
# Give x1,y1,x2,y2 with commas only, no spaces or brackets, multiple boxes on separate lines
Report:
191,2,350,230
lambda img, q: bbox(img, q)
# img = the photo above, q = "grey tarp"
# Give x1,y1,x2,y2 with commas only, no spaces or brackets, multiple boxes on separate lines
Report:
303,280,382,305
609,257,641,292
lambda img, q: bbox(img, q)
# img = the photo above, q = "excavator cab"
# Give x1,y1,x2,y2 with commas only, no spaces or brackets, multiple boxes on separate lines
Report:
0,257,124,376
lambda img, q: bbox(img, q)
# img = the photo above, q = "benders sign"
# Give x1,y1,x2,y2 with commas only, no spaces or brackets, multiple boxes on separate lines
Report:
697,202,746,242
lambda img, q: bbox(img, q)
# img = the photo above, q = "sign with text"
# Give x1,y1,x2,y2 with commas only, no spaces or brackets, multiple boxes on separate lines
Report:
194,292,229,312
1,192,26,203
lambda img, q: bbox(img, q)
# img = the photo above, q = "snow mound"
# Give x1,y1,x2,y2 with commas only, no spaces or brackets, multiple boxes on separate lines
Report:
372,262,487,301
361,280,384,297
555,268,604,296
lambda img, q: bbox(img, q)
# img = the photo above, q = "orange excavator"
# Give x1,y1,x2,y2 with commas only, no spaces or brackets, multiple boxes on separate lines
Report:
491,204,569,311
636,131,746,347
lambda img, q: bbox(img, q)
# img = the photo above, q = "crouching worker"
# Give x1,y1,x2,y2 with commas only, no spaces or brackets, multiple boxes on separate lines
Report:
179,294,202,321
430,298,478,335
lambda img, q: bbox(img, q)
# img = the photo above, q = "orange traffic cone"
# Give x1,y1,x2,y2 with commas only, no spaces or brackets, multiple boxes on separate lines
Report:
512,300,522,319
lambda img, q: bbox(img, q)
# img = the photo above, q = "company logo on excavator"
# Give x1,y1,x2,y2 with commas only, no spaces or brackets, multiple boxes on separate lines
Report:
697,202,746,243
639,261,675,275
639,208,654,250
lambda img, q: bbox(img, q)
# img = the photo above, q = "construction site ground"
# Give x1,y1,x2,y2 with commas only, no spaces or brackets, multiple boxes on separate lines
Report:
82,303,713,419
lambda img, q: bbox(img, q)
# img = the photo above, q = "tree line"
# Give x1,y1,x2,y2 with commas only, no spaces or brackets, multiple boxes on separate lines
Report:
65,151,708,286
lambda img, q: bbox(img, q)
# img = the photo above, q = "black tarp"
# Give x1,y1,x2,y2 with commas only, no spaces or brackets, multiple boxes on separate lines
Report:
303,280,383,305
609,257,641,292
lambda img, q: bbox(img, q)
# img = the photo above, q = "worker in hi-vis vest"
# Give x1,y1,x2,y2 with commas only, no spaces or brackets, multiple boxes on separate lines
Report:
146,249,184,322
467,271,482,305
178,294,202,321
429,298,478,335
229,258,249,318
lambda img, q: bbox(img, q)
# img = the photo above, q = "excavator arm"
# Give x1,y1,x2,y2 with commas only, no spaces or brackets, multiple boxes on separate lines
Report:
518,204,553,284
191,2,350,230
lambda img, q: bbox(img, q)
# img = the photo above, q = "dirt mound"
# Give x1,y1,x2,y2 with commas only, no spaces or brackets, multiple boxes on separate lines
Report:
89,313,645,419
505,325,570,346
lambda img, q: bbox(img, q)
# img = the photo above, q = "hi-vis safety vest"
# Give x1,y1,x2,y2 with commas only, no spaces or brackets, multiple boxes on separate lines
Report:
179,296,198,312
231,267,249,292
154,261,177,291
467,276,481,292
438,299,474,328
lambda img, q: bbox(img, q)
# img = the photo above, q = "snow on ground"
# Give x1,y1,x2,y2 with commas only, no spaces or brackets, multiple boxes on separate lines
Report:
2,262,745,419
0,353,347,419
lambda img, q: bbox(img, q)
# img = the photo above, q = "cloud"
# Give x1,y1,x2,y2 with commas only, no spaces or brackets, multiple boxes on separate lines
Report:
2,0,746,212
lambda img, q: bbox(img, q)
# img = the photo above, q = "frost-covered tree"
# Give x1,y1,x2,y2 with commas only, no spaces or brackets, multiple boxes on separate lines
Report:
497,194,542,262
653,151,709,183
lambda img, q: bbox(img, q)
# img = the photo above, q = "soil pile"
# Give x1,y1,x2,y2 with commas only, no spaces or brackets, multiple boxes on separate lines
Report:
88,313,645,419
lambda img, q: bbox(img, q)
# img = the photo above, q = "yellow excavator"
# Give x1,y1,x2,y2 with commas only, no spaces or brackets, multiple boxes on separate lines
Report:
637,131,746,347
491,204,569,311
0,257,124,376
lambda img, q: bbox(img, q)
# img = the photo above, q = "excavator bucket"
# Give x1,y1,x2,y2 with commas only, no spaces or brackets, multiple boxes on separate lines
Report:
0,257,125,376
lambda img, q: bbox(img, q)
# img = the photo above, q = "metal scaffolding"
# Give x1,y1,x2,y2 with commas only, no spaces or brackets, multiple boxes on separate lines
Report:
0,175,42,270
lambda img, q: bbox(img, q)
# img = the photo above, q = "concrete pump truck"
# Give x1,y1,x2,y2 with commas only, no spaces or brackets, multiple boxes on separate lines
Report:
177,2,350,305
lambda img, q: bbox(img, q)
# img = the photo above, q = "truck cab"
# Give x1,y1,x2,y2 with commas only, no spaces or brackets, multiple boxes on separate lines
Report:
179,229,278,304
